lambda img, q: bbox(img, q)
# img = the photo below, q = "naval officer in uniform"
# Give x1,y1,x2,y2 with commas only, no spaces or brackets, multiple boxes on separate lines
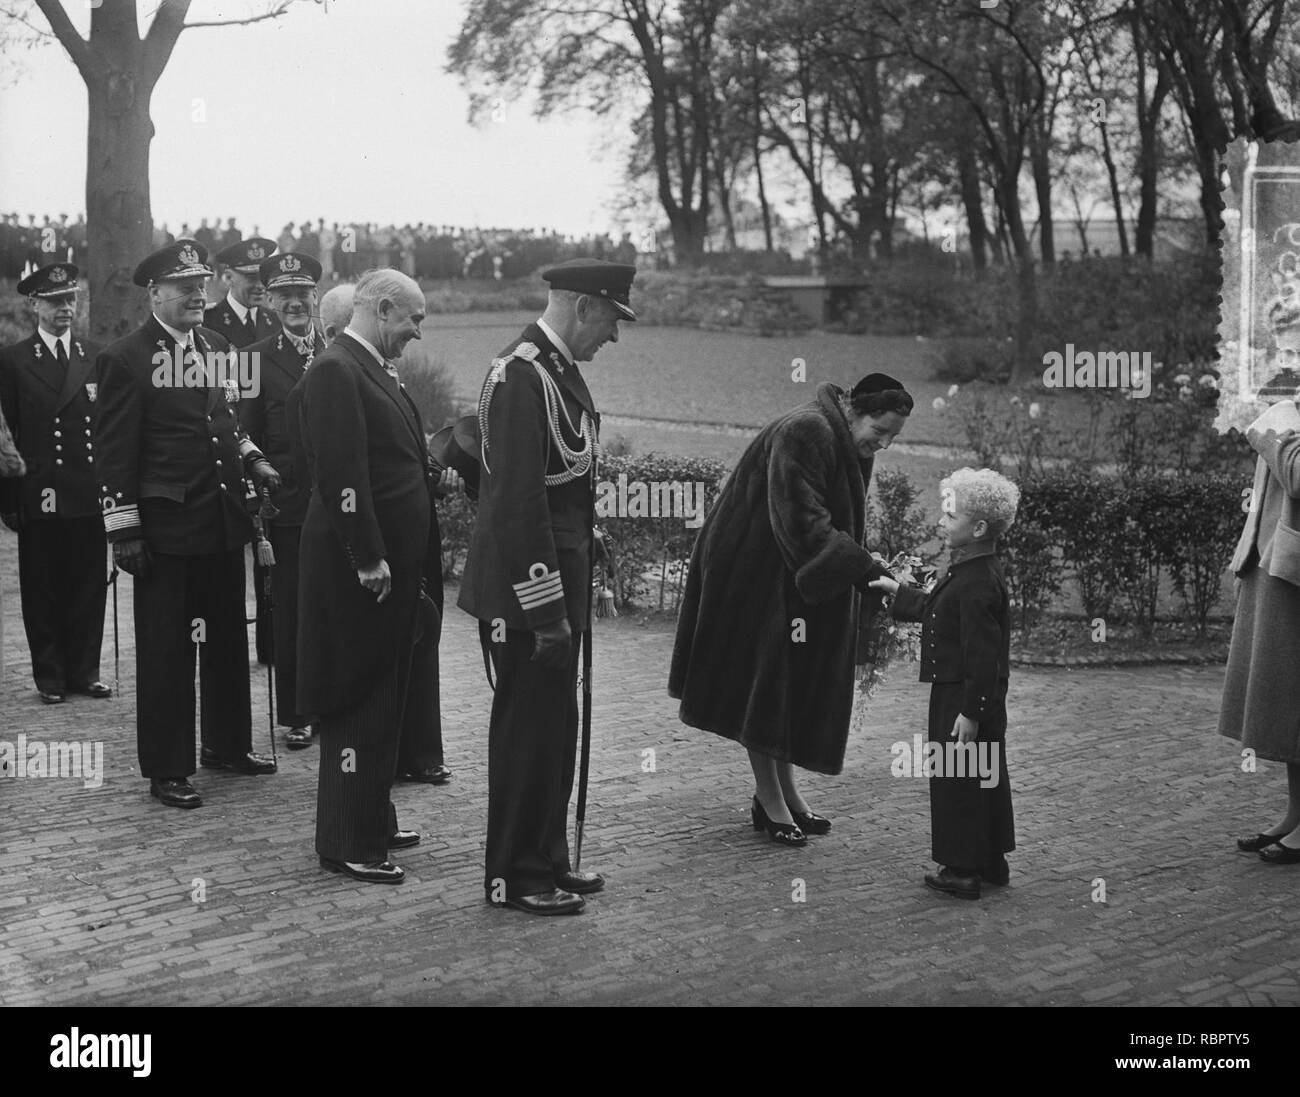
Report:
240,252,324,749
0,262,110,704
459,258,635,916
94,240,281,808
206,235,281,665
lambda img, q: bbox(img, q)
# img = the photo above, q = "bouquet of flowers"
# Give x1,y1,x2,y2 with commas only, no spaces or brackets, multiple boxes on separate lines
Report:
850,551,938,736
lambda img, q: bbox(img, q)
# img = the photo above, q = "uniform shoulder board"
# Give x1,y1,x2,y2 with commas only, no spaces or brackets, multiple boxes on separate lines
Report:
512,341,541,363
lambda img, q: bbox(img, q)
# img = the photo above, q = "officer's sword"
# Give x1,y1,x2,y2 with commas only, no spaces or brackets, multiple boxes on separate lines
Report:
254,487,279,766
573,621,593,873
108,564,120,697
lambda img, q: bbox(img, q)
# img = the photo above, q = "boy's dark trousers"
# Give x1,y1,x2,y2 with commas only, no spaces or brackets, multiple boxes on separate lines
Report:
927,682,1014,871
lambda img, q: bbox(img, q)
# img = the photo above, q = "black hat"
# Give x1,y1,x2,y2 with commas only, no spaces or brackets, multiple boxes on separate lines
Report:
428,415,481,500
542,258,637,320
215,237,277,273
851,372,906,396
260,252,322,291
132,239,214,287
17,262,78,298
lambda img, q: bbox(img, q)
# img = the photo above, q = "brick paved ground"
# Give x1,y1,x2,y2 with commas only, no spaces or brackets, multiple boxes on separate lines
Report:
1,526,1296,1008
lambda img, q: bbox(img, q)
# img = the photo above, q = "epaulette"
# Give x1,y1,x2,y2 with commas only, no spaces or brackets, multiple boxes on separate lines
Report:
511,341,541,363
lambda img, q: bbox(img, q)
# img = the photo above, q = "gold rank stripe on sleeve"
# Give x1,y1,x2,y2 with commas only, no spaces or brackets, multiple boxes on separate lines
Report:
103,502,140,534
513,563,564,611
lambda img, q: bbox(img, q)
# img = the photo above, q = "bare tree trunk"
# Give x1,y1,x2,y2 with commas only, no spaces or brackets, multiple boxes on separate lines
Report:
1029,126,1055,265
85,68,157,342
958,145,989,270
1098,119,1129,257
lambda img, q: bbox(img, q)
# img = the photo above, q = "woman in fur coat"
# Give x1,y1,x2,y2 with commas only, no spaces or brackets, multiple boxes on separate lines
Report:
0,401,24,479
668,374,911,845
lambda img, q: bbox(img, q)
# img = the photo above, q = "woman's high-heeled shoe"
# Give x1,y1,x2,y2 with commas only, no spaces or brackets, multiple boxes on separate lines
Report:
1237,832,1287,852
787,805,831,835
751,796,807,846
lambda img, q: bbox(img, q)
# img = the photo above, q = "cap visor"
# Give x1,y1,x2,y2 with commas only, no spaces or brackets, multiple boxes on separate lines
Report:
612,300,637,321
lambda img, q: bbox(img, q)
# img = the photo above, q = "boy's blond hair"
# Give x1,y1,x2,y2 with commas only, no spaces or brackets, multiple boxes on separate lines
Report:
942,467,1020,538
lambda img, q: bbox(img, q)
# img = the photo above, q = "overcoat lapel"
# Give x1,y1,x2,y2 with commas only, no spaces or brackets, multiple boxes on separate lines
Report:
336,334,425,455
817,384,867,542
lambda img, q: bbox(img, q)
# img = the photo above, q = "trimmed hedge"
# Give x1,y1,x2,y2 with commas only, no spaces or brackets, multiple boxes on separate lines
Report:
1005,469,1243,636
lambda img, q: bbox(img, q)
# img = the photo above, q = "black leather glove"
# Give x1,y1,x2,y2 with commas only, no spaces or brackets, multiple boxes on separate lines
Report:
0,512,19,533
531,617,572,670
113,537,152,579
249,458,281,494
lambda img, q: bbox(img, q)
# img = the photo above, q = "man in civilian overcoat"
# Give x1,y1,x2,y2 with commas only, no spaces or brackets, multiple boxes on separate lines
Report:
459,258,635,916
296,268,442,885
94,240,281,809
0,262,109,704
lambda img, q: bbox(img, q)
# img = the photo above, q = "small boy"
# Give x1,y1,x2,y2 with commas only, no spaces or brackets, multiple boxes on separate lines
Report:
869,467,1020,900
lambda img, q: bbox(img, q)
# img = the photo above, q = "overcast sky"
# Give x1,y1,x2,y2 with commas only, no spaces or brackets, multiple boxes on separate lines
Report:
0,0,638,238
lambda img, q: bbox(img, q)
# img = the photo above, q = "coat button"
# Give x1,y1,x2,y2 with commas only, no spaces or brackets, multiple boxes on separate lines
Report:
84,416,91,424
54,445,62,452
54,417,61,425
86,443,92,450
84,429,91,436
55,459,63,466
54,430,62,438
211,436,219,444
216,459,223,467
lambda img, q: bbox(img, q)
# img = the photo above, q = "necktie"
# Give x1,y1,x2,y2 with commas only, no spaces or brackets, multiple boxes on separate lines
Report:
383,359,400,382
54,339,69,386
247,310,258,341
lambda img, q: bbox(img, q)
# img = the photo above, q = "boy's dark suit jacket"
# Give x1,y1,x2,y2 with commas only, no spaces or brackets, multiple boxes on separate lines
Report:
891,546,1010,725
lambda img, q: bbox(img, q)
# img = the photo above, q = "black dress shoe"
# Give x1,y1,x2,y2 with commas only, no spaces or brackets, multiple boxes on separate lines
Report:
980,855,1010,886
1238,831,1287,852
200,747,277,775
38,689,65,705
1259,840,1300,864
751,796,807,846
319,857,405,883
788,804,831,835
396,764,451,785
925,866,981,900
285,726,315,750
556,870,604,894
492,889,584,915
388,830,421,850
150,777,202,809
71,681,112,699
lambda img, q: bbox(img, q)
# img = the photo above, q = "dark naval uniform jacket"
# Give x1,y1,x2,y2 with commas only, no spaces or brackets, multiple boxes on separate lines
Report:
458,322,598,632
891,540,1010,724
204,296,280,349
239,328,319,527
0,331,102,520
94,317,259,554
296,332,441,717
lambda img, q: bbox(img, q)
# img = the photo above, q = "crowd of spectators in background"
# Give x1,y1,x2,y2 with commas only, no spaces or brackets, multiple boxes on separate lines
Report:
2,212,643,282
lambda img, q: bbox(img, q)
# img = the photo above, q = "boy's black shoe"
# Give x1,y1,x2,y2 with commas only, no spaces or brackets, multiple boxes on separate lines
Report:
980,855,1010,886
925,866,981,900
